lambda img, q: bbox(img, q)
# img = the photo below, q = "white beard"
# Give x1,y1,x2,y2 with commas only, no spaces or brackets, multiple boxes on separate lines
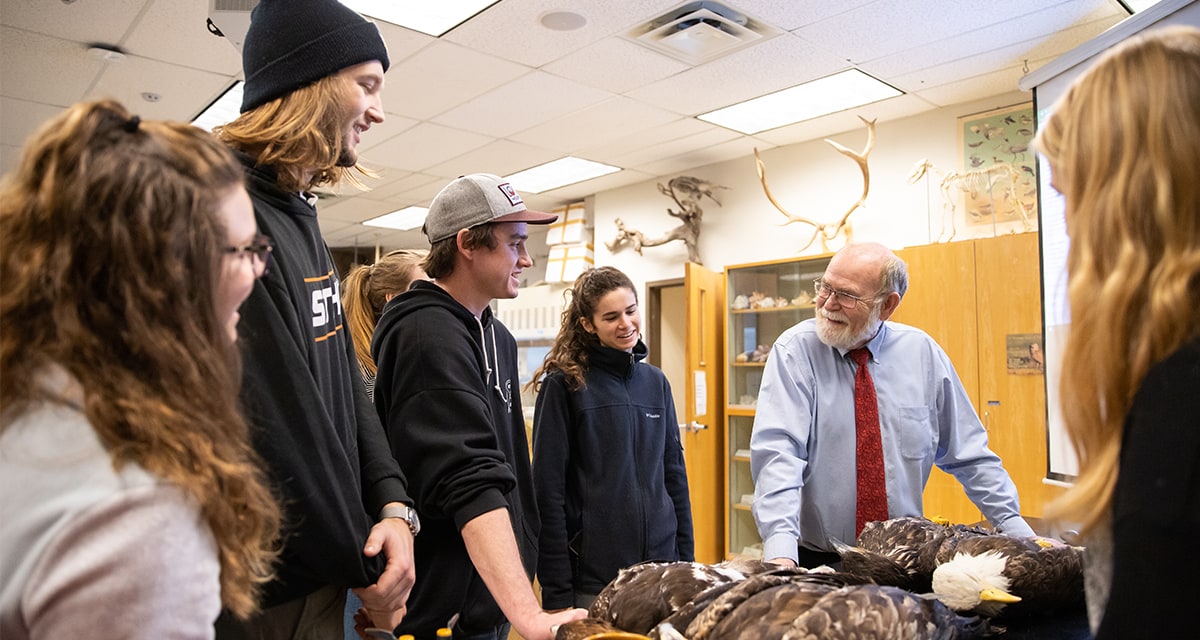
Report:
815,303,883,351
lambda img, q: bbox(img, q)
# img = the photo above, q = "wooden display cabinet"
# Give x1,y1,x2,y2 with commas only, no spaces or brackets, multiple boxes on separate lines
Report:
723,254,831,558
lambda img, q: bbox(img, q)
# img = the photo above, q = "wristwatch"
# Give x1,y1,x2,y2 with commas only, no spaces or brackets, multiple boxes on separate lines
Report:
379,503,420,537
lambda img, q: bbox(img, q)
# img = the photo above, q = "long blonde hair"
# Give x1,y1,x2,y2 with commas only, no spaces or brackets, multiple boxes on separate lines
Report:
216,73,372,193
342,249,427,376
0,99,280,618
1034,26,1200,535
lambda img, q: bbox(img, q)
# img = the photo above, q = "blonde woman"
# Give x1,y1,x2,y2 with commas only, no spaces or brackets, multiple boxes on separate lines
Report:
342,249,428,399
1034,25,1200,638
0,99,279,638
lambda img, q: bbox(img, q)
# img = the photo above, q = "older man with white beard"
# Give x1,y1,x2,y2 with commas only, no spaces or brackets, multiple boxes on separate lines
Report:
749,242,1034,569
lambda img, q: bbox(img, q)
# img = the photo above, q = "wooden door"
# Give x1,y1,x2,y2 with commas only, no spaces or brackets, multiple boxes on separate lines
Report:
892,241,982,525
974,233,1061,519
684,262,725,563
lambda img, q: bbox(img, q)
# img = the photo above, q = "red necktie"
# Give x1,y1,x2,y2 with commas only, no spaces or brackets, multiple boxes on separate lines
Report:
850,347,887,537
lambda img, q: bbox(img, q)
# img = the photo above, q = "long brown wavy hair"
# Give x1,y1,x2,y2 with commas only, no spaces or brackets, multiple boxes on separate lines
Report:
529,266,637,392
1034,26,1200,535
342,249,427,376
216,73,372,193
0,99,280,618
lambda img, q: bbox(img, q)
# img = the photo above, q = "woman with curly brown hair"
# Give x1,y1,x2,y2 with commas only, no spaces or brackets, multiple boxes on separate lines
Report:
1034,25,1200,639
0,99,280,638
529,266,694,610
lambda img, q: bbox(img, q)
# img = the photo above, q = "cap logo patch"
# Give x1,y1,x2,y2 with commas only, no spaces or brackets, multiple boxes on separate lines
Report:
497,182,524,207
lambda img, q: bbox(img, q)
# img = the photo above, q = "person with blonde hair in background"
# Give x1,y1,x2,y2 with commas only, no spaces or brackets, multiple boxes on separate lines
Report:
1033,25,1200,639
0,98,280,639
342,249,428,400
529,266,694,611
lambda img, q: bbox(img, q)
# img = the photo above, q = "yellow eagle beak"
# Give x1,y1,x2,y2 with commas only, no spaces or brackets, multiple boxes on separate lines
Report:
979,587,1022,603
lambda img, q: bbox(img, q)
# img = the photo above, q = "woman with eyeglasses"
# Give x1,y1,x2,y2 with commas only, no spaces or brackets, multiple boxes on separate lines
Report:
528,266,694,611
1034,25,1200,639
0,99,280,639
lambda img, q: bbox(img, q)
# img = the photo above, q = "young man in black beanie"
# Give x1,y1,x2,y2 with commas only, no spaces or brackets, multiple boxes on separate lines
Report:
213,0,416,637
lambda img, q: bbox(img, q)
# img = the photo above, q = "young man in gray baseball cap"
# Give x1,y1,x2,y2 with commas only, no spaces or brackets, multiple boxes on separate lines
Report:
371,174,588,640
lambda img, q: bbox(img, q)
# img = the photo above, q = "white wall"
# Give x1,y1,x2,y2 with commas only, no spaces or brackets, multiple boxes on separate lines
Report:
593,90,1034,286
501,90,1037,330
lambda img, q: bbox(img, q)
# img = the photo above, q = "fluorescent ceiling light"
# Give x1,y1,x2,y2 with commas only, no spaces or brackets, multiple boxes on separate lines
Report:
191,81,243,132
363,206,429,231
340,0,497,37
504,157,622,194
698,69,902,134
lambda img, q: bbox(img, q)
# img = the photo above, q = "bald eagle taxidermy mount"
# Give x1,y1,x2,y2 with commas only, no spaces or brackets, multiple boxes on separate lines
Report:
930,534,1085,619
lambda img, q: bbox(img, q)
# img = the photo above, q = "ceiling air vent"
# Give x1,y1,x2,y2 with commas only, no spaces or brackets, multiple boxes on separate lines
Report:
625,1,779,65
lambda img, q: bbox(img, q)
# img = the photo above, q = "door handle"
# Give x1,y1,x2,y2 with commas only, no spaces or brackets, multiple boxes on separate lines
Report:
679,421,707,433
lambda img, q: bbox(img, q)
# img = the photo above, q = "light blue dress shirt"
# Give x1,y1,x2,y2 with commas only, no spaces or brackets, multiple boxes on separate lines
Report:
750,319,1034,562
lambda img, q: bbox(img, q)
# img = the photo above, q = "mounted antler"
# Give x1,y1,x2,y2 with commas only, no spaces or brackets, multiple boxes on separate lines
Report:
755,116,876,251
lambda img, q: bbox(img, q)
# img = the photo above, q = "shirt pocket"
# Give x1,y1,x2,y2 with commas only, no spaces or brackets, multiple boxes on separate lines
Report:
895,406,935,460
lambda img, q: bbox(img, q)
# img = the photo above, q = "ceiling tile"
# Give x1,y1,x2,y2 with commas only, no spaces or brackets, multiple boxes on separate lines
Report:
614,126,745,170
625,33,846,115
510,96,682,152
861,1,1125,79
542,37,689,94
578,117,732,163
0,97,64,147
357,112,420,152
753,94,937,147
124,0,241,75
86,57,232,122
432,70,613,138
314,194,401,224
359,172,446,201
424,138,560,180
731,0,881,31
0,0,145,43
373,20,438,63
1,28,103,108
362,121,493,172
443,0,683,67
381,40,530,121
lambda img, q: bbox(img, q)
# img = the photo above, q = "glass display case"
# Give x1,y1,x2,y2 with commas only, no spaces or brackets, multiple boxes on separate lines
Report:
724,255,831,558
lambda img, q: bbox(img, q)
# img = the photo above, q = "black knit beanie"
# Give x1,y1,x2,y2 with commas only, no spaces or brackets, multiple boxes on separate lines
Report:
240,0,390,113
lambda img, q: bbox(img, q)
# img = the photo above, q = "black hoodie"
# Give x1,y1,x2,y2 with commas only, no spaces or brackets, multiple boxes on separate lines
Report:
233,152,412,607
372,280,538,638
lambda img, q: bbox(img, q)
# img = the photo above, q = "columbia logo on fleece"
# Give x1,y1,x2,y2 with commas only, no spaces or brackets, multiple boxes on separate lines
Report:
646,412,661,419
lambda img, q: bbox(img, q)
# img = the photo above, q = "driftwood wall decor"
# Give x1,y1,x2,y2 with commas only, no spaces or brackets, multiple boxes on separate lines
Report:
605,176,726,265
754,115,876,252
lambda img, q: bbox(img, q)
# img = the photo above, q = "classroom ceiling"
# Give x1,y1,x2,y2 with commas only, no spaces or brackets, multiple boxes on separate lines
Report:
0,0,1131,250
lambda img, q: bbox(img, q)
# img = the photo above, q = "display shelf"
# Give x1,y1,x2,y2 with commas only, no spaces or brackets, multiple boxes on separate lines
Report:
723,255,832,559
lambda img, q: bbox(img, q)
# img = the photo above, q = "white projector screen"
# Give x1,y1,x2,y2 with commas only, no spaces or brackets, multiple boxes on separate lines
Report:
1024,0,1200,481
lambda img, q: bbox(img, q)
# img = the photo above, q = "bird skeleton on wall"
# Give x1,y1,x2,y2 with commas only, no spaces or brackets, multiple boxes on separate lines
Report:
907,159,1034,243
605,176,727,266
754,115,876,253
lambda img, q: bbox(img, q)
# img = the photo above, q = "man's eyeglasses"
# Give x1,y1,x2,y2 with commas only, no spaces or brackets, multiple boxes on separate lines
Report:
812,278,878,309
225,234,273,277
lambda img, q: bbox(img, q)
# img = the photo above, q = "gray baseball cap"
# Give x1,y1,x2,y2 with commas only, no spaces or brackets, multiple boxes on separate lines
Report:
423,173,558,243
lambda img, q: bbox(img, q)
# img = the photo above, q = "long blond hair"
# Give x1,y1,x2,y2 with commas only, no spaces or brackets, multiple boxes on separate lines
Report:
216,73,372,193
0,99,280,618
1034,26,1200,535
342,249,427,376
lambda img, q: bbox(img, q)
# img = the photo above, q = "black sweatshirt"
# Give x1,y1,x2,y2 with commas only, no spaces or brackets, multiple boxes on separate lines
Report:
235,153,412,607
532,341,694,608
373,280,538,638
